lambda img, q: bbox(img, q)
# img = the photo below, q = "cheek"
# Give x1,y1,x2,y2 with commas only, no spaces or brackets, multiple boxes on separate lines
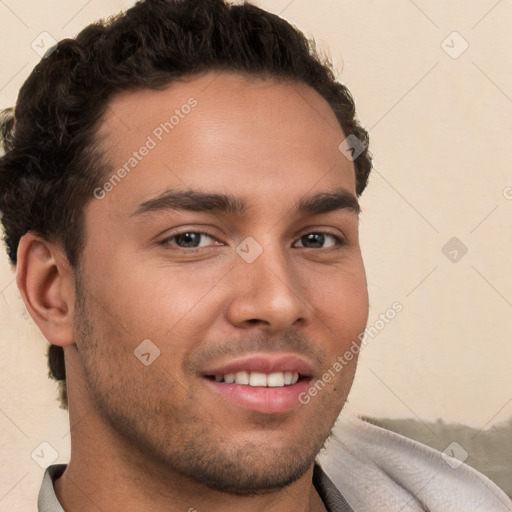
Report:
87,257,223,362
88,248,181,314
313,265,369,379
314,262,369,329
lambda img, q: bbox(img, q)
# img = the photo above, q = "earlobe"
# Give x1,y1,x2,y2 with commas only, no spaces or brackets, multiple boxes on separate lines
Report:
16,232,76,347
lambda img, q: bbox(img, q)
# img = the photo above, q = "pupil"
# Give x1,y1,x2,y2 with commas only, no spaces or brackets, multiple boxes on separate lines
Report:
178,233,200,247
304,233,324,248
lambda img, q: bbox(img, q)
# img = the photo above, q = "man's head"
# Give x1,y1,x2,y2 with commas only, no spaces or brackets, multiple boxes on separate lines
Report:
0,0,371,497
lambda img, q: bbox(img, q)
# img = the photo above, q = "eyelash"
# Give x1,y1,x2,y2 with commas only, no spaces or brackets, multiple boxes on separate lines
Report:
160,230,346,252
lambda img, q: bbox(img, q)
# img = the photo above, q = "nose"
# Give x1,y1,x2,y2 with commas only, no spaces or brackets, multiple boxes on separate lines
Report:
226,240,309,332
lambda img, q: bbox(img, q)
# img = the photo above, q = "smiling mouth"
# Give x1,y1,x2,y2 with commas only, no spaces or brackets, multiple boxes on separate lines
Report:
201,355,314,413
205,371,305,387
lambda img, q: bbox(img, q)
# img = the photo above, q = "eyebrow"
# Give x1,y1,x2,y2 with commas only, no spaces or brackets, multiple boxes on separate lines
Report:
129,187,360,219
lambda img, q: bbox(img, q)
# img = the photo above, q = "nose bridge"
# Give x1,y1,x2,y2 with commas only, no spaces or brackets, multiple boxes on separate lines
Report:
227,234,308,329
239,232,293,285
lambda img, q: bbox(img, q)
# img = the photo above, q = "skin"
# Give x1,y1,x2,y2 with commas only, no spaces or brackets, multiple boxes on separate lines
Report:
16,71,369,512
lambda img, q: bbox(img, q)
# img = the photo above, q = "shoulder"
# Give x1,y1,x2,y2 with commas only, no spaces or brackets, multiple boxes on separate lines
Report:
317,415,512,512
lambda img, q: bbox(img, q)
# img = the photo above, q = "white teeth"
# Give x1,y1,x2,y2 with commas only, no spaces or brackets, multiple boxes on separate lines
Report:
249,372,267,387
235,371,249,385
213,371,300,387
267,372,285,387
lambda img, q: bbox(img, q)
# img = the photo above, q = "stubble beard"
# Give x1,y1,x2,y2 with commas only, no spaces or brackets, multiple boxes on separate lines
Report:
72,273,345,496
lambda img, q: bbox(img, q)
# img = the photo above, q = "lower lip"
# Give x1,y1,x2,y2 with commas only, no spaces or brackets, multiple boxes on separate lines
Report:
203,378,312,414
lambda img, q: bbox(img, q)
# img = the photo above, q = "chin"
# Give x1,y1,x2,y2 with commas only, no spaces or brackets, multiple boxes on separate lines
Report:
185,446,318,496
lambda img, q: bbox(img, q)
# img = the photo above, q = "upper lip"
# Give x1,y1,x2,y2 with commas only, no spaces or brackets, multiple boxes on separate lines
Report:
202,354,314,377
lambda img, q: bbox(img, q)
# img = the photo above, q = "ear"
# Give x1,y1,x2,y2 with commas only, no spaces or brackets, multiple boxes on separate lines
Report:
16,232,76,347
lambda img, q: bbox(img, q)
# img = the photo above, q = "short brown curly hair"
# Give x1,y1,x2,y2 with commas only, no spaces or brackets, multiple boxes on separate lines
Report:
0,0,372,409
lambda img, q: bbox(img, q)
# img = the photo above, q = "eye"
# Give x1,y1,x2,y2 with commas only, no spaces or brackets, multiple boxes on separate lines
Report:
161,230,345,251
294,232,344,249
162,231,220,249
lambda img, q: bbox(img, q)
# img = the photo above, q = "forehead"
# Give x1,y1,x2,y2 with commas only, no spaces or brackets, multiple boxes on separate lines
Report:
94,71,356,218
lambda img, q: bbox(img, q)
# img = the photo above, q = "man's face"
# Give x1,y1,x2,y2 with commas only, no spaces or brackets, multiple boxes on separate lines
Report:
75,72,369,494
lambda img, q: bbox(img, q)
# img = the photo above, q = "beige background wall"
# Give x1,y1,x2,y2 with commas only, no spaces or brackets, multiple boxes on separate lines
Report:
1,0,511,509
